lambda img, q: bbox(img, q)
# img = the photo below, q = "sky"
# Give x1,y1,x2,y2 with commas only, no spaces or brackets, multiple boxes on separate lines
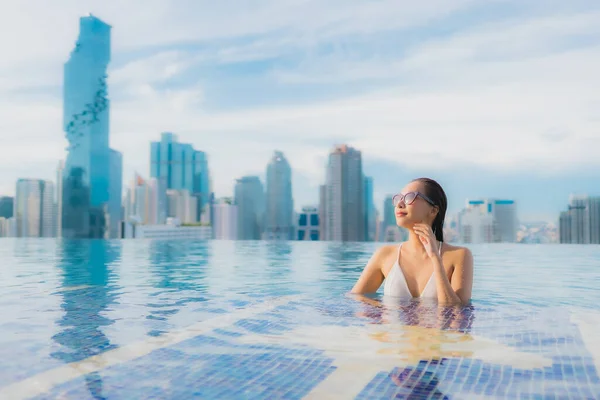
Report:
0,0,599,223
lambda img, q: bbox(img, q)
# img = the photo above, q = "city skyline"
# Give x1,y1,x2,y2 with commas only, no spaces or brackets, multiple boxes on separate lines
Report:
1,2,599,223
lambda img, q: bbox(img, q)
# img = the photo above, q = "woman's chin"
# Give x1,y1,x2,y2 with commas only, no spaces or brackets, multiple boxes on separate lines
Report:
395,218,412,229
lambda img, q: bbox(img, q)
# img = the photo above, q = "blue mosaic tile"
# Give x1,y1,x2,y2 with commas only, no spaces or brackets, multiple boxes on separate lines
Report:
32,334,337,400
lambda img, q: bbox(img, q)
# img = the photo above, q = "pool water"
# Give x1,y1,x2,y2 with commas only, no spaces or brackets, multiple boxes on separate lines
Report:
0,239,599,399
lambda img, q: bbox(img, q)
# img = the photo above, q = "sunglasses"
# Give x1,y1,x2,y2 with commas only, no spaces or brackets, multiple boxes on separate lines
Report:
392,191,436,207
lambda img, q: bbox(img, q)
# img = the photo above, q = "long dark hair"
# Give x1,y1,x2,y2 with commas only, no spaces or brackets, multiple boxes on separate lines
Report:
412,177,447,242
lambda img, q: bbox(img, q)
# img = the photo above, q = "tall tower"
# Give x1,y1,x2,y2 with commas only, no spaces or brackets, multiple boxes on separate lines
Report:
15,179,55,237
322,145,365,242
264,151,294,240
150,132,210,219
62,15,121,238
234,176,265,240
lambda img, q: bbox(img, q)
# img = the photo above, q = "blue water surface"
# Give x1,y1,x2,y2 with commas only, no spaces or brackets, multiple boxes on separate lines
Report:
0,239,599,399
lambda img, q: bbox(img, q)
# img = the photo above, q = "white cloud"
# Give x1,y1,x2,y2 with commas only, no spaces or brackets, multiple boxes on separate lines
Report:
0,0,598,209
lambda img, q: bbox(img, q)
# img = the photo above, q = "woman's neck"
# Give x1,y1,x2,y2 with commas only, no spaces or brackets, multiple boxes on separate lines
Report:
404,230,430,257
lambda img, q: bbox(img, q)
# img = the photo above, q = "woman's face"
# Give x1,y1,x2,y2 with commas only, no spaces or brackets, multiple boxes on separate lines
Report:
393,181,437,228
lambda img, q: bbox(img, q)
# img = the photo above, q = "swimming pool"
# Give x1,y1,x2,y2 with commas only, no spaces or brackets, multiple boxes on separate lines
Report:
0,239,598,399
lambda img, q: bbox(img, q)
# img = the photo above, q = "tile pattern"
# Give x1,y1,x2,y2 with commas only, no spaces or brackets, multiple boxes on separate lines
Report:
16,299,600,399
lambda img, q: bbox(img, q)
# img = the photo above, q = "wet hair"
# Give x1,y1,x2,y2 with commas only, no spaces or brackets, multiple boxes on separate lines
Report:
411,177,447,242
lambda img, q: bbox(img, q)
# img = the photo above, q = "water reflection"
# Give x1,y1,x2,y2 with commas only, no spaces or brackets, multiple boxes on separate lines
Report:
145,240,210,336
322,242,372,272
265,241,292,277
51,240,121,399
352,294,476,398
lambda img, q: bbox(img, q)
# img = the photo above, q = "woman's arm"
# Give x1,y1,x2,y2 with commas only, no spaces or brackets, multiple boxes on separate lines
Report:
450,248,474,304
350,247,390,294
432,247,473,305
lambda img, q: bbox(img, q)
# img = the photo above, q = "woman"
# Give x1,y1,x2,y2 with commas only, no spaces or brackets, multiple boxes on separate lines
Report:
351,177,473,305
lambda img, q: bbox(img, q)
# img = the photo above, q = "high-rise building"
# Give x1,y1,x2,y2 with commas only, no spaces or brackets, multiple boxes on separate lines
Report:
234,176,265,240
264,151,294,240
296,206,320,241
559,195,600,244
0,196,13,219
457,199,518,243
212,198,238,240
165,189,197,224
149,177,168,225
320,144,365,242
457,207,495,243
150,132,210,219
62,15,121,238
14,179,55,237
56,161,64,237
108,149,122,238
559,211,572,244
123,173,169,227
0,217,16,237
318,185,327,240
363,176,376,241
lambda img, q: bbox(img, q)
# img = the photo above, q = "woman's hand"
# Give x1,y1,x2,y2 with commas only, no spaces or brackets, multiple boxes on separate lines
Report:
412,223,439,259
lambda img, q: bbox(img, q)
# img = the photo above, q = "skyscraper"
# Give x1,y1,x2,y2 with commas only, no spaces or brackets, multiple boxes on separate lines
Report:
0,196,13,219
457,199,518,243
108,149,122,238
150,132,210,219
321,144,365,242
559,195,600,244
56,161,64,237
14,179,55,238
264,151,294,240
212,198,238,240
234,176,265,240
363,176,376,241
61,15,121,238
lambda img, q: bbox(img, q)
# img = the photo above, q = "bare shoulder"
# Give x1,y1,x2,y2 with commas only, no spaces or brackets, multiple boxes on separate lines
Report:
374,244,397,258
442,243,473,267
442,243,472,255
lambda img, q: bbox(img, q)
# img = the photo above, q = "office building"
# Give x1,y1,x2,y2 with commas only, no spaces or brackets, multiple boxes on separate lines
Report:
320,144,365,242
212,198,237,240
559,195,600,244
458,199,518,243
14,179,55,237
297,206,319,241
62,15,121,238
166,189,197,224
234,176,265,240
55,161,64,236
264,151,294,240
457,207,495,243
150,132,210,219
0,217,16,237
0,196,13,219
363,176,376,241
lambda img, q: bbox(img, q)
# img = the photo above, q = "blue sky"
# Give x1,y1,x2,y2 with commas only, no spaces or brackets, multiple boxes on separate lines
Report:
0,0,599,223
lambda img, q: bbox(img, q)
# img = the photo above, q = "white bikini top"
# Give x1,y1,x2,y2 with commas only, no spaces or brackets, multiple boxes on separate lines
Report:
383,242,441,300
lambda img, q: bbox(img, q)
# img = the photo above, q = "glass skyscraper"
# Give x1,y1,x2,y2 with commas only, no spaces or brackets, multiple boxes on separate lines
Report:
264,151,294,240
62,15,122,238
234,176,265,240
15,179,55,238
320,145,365,242
363,176,376,241
0,196,13,219
150,132,210,218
